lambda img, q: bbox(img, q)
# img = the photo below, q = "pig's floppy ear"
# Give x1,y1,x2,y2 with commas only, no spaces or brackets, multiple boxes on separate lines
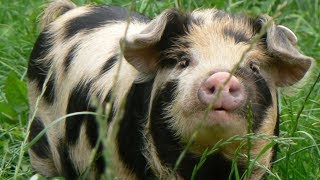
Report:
122,9,187,73
260,16,314,87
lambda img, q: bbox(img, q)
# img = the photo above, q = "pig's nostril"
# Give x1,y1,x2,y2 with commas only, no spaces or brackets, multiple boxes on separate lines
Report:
229,84,241,97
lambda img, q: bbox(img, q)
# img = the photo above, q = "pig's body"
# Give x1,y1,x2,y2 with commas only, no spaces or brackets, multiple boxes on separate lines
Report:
27,0,313,179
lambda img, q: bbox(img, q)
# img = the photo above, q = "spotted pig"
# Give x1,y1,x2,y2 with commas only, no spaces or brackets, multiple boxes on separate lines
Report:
27,0,313,179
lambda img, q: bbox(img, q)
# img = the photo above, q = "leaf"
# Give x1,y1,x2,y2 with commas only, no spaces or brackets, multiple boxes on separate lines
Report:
4,72,28,113
0,102,17,122
212,0,225,9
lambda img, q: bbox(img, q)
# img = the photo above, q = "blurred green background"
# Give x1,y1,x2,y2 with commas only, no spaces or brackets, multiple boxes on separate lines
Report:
0,0,319,179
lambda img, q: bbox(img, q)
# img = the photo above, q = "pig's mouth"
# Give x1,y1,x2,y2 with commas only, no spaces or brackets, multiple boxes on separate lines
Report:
205,105,241,124
214,107,226,111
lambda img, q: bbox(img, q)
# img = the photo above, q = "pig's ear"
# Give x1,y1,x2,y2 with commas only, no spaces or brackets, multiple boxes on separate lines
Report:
261,16,314,87
122,9,187,73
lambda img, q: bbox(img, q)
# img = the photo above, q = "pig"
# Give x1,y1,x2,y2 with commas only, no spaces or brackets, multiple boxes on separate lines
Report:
27,0,313,179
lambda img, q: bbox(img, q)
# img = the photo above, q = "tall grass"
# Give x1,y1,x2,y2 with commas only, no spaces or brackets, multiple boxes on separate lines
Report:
0,0,319,179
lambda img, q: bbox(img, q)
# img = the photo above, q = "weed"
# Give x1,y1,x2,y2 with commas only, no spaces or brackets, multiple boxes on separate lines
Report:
0,0,319,179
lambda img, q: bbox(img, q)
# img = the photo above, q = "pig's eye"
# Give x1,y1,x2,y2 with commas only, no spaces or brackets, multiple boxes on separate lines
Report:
178,55,190,68
249,62,260,74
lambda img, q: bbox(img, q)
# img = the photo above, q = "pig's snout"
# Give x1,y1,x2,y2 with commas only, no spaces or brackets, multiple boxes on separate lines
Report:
198,72,245,111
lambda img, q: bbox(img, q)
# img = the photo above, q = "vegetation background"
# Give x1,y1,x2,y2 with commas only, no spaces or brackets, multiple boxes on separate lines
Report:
0,0,319,179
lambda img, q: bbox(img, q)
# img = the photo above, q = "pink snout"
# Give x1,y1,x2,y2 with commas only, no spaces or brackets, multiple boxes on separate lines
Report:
198,72,245,111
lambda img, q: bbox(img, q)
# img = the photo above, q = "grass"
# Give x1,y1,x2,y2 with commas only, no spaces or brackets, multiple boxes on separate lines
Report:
0,0,319,179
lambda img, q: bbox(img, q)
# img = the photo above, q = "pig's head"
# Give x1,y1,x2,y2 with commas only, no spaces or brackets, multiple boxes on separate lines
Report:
122,9,313,178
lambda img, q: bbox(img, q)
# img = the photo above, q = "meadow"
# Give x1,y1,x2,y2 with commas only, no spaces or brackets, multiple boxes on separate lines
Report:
0,0,319,179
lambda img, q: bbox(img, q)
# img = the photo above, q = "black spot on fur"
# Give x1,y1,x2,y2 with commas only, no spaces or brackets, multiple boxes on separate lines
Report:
82,90,107,176
251,16,268,47
28,30,56,104
28,117,52,159
66,81,96,145
117,79,156,179
150,80,181,164
28,30,53,80
43,72,56,104
100,55,118,75
85,108,99,148
95,149,106,176
64,44,79,72
65,6,150,39
223,27,250,43
271,94,280,164
235,67,273,132
211,11,260,44
251,73,273,131
150,80,246,179
159,57,178,69
58,139,78,178
180,153,246,179
274,96,280,137
157,9,189,52
85,114,106,176
252,16,265,34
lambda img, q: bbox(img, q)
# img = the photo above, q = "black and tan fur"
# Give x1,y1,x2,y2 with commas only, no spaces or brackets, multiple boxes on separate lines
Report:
27,0,313,179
